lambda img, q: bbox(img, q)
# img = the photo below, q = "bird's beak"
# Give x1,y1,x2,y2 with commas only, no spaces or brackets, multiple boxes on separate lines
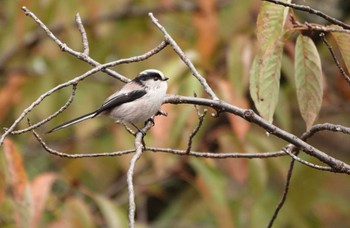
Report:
163,77,169,81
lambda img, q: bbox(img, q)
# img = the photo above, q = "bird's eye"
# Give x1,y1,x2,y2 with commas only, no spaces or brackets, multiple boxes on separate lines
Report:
154,77,159,81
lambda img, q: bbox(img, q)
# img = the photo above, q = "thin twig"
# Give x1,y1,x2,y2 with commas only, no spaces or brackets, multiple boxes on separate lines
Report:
320,33,350,85
22,6,137,82
127,122,153,228
148,13,219,101
267,124,350,226
301,123,350,141
263,0,350,30
32,128,134,158
147,147,287,159
186,106,207,153
10,84,78,135
281,146,332,171
1,1,230,72
294,23,350,35
268,122,350,226
75,13,90,56
268,152,298,227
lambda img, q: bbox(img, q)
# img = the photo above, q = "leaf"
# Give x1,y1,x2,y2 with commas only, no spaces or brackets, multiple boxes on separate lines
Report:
30,173,57,228
3,138,32,228
295,35,323,130
249,40,284,123
330,26,350,73
3,138,28,202
256,0,291,51
190,158,234,228
50,198,95,228
250,0,290,123
93,194,128,228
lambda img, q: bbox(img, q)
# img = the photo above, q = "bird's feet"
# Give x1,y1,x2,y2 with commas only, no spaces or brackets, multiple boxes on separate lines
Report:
146,117,155,127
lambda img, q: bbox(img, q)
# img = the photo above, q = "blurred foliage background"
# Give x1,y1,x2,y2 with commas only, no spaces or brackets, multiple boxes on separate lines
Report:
1,0,350,227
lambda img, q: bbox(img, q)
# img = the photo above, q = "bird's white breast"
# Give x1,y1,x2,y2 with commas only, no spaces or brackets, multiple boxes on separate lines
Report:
109,81,167,126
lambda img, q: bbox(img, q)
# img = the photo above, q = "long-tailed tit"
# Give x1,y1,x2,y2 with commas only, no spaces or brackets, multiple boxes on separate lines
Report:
47,69,168,133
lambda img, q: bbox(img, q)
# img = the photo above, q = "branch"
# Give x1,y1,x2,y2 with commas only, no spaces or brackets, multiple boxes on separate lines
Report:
263,0,350,30
267,122,350,226
149,13,219,100
0,1,230,72
320,33,350,86
127,122,153,228
281,146,332,171
147,147,287,159
301,123,350,141
268,152,298,227
31,127,135,158
164,95,350,174
75,13,89,55
31,128,289,159
10,84,77,135
186,105,207,153
22,6,139,82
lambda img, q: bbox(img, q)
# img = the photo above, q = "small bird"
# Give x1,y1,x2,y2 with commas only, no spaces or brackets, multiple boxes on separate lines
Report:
47,69,169,133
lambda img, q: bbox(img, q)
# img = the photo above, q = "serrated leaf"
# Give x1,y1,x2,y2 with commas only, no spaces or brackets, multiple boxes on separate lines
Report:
256,0,291,51
330,26,350,73
249,40,284,123
295,35,323,130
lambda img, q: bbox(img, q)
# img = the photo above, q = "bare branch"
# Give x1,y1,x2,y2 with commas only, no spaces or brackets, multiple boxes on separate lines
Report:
127,121,153,228
21,6,145,82
148,13,219,101
281,146,332,171
1,1,230,72
263,0,350,30
164,94,350,173
301,123,350,141
10,84,78,135
186,106,207,153
320,33,350,85
147,147,287,159
268,153,298,227
31,126,135,158
75,13,90,55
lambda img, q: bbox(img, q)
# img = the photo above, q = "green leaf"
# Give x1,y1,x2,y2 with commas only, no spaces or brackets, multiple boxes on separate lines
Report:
330,26,350,73
190,158,226,204
249,40,284,123
93,194,128,228
64,198,95,228
256,0,291,51
250,0,290,123
295,35,323,130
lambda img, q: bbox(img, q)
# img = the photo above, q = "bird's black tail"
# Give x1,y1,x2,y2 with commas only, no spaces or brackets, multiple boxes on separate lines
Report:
46,111,97,134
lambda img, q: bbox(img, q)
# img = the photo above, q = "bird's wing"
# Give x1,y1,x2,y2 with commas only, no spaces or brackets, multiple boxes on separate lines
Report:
47,90,146,134
92,89,147,117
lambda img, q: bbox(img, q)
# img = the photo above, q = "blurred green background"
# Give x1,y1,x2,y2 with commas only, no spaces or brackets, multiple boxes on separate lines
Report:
1,0,350,227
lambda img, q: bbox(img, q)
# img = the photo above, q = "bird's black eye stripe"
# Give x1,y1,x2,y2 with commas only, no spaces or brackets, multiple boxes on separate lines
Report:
136,72,163,81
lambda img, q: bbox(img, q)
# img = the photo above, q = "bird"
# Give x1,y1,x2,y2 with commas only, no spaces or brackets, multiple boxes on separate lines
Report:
47,69,168,134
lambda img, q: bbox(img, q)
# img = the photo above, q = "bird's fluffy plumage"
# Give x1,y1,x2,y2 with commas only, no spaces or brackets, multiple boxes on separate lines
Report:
47,69,168,133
